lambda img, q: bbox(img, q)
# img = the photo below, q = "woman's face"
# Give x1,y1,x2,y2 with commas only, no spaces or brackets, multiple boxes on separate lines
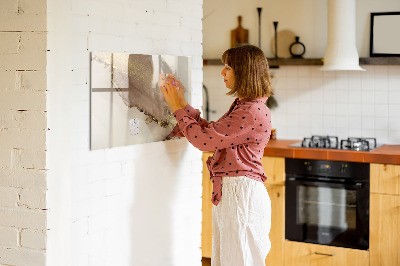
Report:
220,64,235,89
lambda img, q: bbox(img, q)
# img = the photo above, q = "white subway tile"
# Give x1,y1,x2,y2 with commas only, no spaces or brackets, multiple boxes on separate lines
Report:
375,104,389,117
361,90,375,104
388,91,400,104
374,77,388,91
374,90,388,104
362,116,375,130
388,131,400,143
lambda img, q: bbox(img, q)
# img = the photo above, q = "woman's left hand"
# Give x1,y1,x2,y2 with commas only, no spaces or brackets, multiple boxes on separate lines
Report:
160,76,184,113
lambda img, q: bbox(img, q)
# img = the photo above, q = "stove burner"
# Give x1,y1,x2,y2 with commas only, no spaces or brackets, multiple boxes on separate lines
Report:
340,137,377,151
301,135,339,149
295,136,378,151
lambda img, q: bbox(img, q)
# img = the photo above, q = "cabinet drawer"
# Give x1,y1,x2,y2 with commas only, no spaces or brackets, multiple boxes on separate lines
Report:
284,241,369,266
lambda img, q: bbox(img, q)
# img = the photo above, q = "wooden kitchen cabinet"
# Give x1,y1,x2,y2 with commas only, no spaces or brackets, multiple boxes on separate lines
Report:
202,152,213,258
370,163,400,266
284,241,369,266
201,154,286,265
262,156,285,266
370,163,400,195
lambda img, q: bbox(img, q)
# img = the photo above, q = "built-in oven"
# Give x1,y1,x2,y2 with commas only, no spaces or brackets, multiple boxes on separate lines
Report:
285,158,370,250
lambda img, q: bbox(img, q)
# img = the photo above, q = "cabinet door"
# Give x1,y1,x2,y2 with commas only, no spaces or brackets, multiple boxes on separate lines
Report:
261,156,285,185
202,152,213,258
370,193,400,266
370,163,400,195
264,185,284,266
284,241,369,266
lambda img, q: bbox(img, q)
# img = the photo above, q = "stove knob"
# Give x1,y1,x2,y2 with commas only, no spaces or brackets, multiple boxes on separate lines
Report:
340,164,347,174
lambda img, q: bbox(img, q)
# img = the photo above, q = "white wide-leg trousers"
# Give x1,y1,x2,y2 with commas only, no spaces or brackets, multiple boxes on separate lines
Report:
211,176,271,266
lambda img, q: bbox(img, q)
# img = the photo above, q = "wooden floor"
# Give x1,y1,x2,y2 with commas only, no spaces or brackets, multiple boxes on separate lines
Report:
202,257,211,266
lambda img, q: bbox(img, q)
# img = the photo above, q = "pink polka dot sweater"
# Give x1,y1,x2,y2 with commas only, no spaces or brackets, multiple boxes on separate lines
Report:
170,97,271,206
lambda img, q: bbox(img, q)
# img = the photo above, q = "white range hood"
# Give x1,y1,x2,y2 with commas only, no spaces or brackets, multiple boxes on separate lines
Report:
320,0,365,71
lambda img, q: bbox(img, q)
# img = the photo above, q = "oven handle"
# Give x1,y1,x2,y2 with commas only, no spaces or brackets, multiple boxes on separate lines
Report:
286,177,364,189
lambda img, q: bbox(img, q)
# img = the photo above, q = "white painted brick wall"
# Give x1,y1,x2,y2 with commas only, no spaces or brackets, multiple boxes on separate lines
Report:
47,1,203,266
0,0,48,265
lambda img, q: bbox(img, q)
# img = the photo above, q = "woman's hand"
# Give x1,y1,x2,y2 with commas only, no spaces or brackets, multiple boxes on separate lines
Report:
160,76,185,113
173,77,187,108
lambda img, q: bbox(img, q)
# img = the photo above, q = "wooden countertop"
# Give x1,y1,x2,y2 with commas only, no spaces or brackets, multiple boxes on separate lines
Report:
263,139,400,165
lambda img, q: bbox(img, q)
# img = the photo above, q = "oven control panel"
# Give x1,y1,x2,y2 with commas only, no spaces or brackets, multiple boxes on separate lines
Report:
286,158,369,180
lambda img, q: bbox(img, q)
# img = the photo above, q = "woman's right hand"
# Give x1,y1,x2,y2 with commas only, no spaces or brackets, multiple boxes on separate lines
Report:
171,76,187,108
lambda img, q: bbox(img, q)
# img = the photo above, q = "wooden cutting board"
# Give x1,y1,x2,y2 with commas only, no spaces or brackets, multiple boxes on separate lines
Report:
231,16,249,48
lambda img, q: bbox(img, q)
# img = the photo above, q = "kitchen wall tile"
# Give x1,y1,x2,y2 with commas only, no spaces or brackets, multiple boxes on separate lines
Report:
362,116,375,130
388,91,400,104
335,72,349,90
336,128,349,140
362,129,375,138
375,104,389,117
323,115,336,129
286,77,299,89
349,116,362,129
374,117,389,131
203,65,400,144
374,77,388,91
298,67,311,78
323,103,336,115
374,90,388,104
361,74,374,91
311,127,325,136
387,65,400,76
322,70,335,78
348,71,362,90
348,103,362,116
310,77,324,90
285,66,298,77
388,104,400,117
388,131,400,143
374,130,389,144
348,90,362,103
388,75,400,91
361,104,375,116
336,115,348,128
298,77,311,89
388,117,400,131
323,86,336,103
349,128,362,137
374,65,388,77
336,103,349,116
361,90,374,103
336,90,349,103
310,66,323,77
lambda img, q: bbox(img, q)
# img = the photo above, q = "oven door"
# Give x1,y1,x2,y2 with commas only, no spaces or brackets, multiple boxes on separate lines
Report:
285,177,369,250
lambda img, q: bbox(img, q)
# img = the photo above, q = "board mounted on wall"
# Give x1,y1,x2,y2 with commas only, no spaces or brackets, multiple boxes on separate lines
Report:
370,12,400,57
90,52,192,150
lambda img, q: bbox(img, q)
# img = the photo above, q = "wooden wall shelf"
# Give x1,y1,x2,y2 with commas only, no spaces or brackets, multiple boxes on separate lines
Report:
203,57,400,67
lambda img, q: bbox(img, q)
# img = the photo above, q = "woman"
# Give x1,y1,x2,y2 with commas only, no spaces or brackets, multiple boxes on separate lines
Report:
161,44,273,266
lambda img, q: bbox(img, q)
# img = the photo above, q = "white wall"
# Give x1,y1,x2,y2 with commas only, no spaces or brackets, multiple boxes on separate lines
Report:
203,0,400,58
0,0,48,265
203,0,400,145
47,0,203,266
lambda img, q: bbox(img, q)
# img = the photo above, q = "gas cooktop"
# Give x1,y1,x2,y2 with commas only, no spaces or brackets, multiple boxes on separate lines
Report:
289,135,383,151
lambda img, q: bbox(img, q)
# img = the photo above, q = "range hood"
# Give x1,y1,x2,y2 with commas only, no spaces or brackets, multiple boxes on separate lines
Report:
320,0,365,71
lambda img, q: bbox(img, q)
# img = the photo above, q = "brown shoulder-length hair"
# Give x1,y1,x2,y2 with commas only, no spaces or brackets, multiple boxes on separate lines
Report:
221,44,273,99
